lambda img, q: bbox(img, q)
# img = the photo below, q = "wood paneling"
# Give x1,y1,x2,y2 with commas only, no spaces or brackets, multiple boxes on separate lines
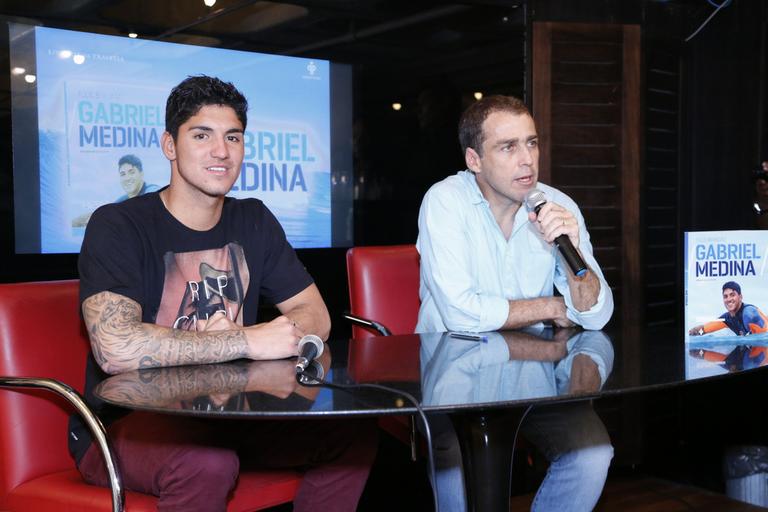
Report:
532,22,645,469
551,124,619,146
532,21,643,333
644,41,682,328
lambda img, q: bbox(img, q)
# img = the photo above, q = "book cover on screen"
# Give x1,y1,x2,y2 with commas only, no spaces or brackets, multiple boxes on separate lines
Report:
684,230,768,379
30,25,333,253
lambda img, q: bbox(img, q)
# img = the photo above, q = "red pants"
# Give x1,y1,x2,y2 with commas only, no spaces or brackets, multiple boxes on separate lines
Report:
78,411,378,512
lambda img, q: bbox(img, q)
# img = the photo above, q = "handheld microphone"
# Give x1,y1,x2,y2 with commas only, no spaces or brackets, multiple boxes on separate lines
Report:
296,334,324,373
524,189,588,277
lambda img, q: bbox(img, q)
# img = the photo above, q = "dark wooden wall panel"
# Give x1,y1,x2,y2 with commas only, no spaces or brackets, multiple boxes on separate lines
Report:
644,42,681,328
561,187,619,207
554,144,617,162
554,42,622,61
533,24,645,469
532,21,643,333
551,124,618,145
552,84,620,104
582,206,621,224
551,104,621,124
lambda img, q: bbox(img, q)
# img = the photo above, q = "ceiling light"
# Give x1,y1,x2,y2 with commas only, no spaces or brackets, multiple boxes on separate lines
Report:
58,50,72,59
203,0,216,6
128,32,138,38
24,74,36,83
392,102,402,111
473,92,483,100
73,54,86,65
11,67,25,75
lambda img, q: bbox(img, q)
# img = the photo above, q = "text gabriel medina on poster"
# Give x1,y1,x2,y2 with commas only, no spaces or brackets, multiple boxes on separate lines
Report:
694,242,762,278
76,100,312,193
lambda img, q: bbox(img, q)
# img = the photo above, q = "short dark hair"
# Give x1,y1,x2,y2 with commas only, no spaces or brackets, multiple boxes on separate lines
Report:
723,281,742,295
458,95,531,156
165,75,248,140
117,154,142,171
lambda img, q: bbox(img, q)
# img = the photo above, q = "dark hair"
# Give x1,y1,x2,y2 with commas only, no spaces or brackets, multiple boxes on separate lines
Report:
117,154,142,171
722,281,742,295
458,95,531,156
165,75,248,140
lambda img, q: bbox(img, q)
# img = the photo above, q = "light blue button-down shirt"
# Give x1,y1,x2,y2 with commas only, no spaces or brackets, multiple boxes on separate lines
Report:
416,170,613,333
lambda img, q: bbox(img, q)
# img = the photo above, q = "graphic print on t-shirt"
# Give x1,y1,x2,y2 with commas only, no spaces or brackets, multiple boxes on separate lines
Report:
154,242,250,329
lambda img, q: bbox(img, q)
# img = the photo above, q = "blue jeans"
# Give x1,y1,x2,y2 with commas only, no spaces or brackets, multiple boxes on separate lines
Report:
429,401,613,512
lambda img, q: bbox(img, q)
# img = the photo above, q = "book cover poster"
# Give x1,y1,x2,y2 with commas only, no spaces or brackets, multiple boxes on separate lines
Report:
684,230,768,379
33,26,331,253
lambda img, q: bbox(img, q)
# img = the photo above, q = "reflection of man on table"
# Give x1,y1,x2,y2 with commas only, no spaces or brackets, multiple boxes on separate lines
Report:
71,75,376,511
98,350,331,411
688,281,768,337
420,328,614,406
71,154,161,227
416,95,614,512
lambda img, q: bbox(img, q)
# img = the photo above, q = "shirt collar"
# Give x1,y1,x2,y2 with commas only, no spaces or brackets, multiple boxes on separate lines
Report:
460,170,488,206
460,169,532,238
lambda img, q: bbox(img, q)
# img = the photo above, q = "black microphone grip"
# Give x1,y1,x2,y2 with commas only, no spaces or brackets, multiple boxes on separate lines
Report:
553,233,588,277
526,190,588,278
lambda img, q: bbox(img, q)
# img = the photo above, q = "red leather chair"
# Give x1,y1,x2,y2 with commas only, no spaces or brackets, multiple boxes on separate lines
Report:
345,245,421,341
0,280,301,512
345,245,422,455
346,244,421,381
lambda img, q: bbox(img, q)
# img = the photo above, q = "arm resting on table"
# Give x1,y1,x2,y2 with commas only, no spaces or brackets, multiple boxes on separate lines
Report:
83,291,304,375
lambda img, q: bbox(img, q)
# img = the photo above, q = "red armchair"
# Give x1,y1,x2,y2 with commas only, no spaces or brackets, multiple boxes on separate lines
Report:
345,244,421,340
0,280,301,512
345,244,421,381
345,245,422,457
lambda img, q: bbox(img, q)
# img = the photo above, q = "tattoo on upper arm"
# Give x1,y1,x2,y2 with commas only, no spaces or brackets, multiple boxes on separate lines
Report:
83,292,144,372
83,291,250,373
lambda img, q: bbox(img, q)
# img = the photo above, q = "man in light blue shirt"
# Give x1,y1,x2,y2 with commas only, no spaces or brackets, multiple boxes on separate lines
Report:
417,95,614,511
416,99,612,334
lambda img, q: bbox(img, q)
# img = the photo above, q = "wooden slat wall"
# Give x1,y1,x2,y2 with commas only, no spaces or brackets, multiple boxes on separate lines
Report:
532,23,646,467
644,41,681,328
532,22,643,332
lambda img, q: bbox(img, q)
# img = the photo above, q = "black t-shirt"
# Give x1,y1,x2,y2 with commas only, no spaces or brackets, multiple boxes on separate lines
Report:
68,190,314,463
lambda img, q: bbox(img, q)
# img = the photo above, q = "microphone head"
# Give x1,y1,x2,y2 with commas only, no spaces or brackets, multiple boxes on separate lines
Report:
524,189,547,212
298,334,324,357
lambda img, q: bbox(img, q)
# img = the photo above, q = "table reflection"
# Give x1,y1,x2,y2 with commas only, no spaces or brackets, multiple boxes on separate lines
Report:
420,327,614,408
98,328,619,417
687,337,768,378
96,349,331,415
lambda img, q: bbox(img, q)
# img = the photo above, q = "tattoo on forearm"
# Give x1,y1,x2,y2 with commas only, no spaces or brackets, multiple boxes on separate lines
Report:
99,362,251,406
83,291,250,373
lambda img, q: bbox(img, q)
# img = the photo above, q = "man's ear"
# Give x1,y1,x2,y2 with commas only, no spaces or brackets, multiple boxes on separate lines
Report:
161,132,176,161
465,147,482,173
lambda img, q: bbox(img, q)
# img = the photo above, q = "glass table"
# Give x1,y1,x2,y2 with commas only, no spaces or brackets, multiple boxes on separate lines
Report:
95,325,767,511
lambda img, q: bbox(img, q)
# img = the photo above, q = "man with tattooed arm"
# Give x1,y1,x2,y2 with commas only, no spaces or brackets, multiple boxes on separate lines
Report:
69,75,376,512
